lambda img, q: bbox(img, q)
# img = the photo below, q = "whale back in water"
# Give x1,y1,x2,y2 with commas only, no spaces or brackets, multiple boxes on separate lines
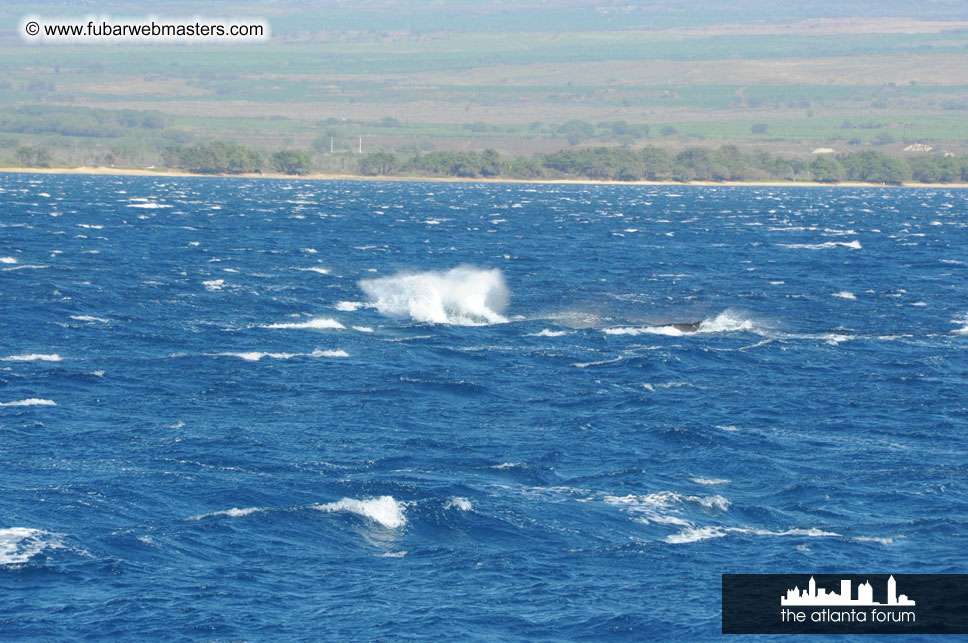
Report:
668,321,703,332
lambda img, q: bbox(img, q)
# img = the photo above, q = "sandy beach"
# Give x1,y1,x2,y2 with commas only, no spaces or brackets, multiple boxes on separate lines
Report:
1,165,967,188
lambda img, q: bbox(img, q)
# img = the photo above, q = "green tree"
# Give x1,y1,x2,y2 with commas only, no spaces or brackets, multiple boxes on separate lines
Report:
270,149,313,175
810,155,845,183
358,151,400,176
841,151,910,184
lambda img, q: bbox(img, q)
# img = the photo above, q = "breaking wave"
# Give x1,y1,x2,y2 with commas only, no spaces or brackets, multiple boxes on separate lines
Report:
603,310,755,336
190,507,266,520
952,314,968,335
219,349,348,361
0,527,64,565
314,495,407,529
2,353,62,362
262,317,345,330
665,526,841,544
0,398,57,407
359,266,509,325
779,240,862,250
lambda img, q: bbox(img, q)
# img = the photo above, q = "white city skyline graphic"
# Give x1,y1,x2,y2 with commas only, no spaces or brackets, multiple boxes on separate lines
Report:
781,576,915,607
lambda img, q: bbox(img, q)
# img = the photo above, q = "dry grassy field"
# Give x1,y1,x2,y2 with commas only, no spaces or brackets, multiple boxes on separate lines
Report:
1,1,967,164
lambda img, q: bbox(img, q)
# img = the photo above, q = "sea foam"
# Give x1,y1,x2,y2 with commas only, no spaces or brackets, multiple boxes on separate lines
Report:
779,240,862,250
359,266,509,325
314,495,407,529
603,311,755,336
665,526,841,544
220,349,347,361
2,354,62,362
0,398,57,407
262,317,345,330
190,507,266,520
0,527,63,565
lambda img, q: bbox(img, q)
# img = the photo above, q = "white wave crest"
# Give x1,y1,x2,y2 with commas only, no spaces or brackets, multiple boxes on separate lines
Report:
311,349,349,358
604,311,755,336
202,279,224,292
528,328,569,337
690,477,731,485
220,348,347,361
0,527,64,565
2,354,62,362
315,495,406,529
445,497,473,511
832,291,857,300
666,526,841,544
126,202,171,209
335,301,364,311
262,317,345,330
359,266,509,325
779,240,862,250
605,491,731,515
1,398,57,407
190,507,265,520
952,314,968,335
70,315,110,323
697,311,755,333
0,257,18,264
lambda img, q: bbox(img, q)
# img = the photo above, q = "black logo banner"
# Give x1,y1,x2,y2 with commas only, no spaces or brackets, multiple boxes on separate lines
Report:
723,574,968,634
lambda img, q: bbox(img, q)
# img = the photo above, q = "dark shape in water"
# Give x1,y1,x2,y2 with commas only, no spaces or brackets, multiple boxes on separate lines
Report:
668,321,703,332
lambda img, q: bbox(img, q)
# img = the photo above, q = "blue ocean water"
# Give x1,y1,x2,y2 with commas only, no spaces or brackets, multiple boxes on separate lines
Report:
1,173,966,640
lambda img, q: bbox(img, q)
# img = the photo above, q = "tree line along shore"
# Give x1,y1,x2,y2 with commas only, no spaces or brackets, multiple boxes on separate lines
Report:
9,139,968,185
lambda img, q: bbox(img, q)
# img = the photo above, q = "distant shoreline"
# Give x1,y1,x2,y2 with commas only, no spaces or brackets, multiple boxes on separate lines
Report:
2,165,968,189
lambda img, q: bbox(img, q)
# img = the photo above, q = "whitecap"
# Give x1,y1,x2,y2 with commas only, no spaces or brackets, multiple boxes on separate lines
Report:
0,398,56,407
2,354,62,362
604,311,755,336
297,267,330,275
221,351,297,362
262,317,345,330
309,349,349,358
314,495,406,529
528,328,569,337
690,477,730,485
605,491,731,516
0,257,17,264
2,264,49,271
374,551,408,558
359,265,509,325
779,240,862,250
666,526,841,544
0,527,64,565
202,279,224,292
70,315,110,323
335,301,363,311
189,507,266,520
219,349,347,361
572,356,624,368
352,326,374,333
445,497,473,511
832,291,856,300
951,315,968,335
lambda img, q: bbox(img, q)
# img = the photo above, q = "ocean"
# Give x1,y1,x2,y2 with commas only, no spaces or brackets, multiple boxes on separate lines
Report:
1,173,966,640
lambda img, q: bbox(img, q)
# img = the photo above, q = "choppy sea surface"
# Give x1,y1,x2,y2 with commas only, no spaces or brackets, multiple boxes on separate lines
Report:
1,174,966,640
